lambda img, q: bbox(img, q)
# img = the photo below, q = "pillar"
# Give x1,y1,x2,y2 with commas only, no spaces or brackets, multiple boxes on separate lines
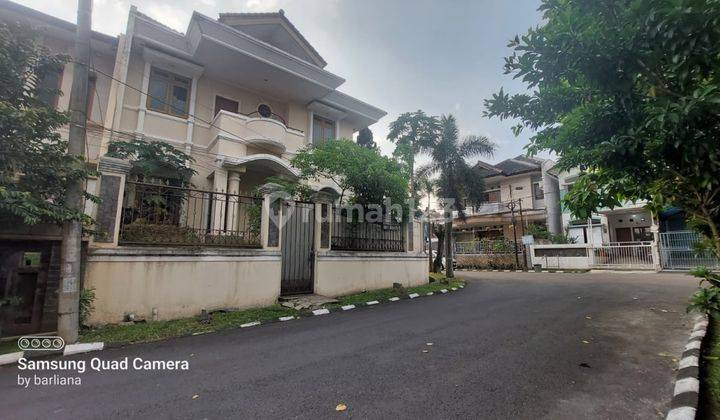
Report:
93,156,132,247
211,169,228,233
542,160,562,236
225,171,241,232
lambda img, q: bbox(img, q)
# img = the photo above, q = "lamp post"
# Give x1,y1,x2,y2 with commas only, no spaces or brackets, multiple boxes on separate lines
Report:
506,200,520,268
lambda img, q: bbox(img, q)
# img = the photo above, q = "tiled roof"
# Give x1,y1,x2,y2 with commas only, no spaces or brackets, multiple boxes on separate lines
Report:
475,155,543,178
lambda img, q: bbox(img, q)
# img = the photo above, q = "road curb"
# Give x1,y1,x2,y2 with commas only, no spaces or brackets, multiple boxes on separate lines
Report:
0,282,466,366
458,268,589,274
666,314,708,420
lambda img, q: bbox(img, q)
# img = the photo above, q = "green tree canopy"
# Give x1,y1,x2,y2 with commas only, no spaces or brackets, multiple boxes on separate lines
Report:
388,110,441,204
485,0,720,256
356,127,376,149
0,22,95,225
292,139,409,214
107,139,196,183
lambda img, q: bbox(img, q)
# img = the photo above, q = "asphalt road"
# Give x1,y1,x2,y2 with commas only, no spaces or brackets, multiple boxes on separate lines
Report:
0,271,697,419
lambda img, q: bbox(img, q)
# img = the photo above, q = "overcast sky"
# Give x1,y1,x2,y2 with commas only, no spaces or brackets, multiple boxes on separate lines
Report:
15,0,546,165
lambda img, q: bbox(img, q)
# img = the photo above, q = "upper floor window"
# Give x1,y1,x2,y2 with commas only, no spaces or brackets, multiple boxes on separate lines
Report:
533,181,544,200
214,95,239,116
147,68,191,118
36,67,63,108
312,115,335,143
483,190,501,203
86,73,97,120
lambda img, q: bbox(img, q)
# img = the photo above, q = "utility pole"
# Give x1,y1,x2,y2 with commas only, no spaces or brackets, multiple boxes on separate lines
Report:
517,199,528,269
58,0,92,343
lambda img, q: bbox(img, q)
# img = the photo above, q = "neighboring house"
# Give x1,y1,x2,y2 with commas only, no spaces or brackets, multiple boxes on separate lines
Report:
1,1,426,331
452,155,561,243
555,167,657,245
0,0,118,336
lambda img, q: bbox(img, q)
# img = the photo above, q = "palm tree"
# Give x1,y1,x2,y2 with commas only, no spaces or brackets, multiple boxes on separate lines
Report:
388,111,441,206
417,175,436,272
417,115,496,278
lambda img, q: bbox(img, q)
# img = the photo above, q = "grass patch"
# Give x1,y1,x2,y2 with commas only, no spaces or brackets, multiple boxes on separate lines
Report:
75,276,466,348
323,276,465,309
79,305,298,345
701,316,720,419
0,339,20,355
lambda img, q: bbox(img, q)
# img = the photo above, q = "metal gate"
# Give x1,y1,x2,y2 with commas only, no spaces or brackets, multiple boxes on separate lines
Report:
281,201,315,295
660,231,720,270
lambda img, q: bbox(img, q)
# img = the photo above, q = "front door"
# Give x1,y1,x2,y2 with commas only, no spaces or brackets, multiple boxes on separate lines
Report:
615,227,632,243
281,202,315,295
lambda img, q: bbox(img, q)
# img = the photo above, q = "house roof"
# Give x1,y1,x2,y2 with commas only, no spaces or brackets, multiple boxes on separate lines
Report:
475,155,544,178
218,10,327,68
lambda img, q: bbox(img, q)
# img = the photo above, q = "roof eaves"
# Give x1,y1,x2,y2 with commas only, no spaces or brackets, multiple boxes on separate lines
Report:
217,10,327,68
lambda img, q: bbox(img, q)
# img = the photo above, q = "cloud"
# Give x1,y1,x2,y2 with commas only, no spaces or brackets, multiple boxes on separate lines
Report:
245,0,281,12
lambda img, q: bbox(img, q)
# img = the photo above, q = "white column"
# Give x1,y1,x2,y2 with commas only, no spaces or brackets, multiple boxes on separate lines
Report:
307,110,314,144
136,60,151,135
211,169,228,233
226,171,241,232
650,211,662,271
185,75,198,153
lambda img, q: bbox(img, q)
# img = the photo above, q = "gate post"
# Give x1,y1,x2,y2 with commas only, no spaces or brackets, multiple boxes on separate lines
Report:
93,156,132,247
651,224,661,272
260,192,282,250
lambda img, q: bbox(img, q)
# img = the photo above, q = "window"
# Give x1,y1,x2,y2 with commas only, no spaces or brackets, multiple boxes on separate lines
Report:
483,190,501,203
533,181,544,199
258,103,272,118
214,96,239,116
312,115,335,143
86,73,97,120
147,68,191,118
36,68,63,108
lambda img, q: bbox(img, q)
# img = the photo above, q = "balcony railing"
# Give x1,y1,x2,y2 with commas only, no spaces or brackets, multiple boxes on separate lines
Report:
119,181,262,247
452,202,505,218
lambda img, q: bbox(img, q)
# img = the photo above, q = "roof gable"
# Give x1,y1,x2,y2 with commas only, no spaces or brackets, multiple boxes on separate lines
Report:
475,155,543,178
218,11,327,68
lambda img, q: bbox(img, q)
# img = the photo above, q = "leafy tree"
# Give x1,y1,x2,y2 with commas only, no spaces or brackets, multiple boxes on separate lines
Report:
107,139,195,183
356,127,376,149
0,23,96,225
388,111,441,206
418,115,496,277
292,139,409,214
484,0,720,258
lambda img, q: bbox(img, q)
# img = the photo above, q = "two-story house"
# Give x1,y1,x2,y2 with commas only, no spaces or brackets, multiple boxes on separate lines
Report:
452,155,561,243
108,7,385,196
0,1,393,334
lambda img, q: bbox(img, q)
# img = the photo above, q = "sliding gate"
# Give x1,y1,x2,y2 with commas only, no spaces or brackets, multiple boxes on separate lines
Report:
660,231,720,270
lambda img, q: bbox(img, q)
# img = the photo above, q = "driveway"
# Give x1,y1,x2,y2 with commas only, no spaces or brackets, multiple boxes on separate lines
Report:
0,271,697,419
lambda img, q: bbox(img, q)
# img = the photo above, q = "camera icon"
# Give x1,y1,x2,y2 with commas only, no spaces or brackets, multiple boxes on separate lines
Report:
18,336,65,351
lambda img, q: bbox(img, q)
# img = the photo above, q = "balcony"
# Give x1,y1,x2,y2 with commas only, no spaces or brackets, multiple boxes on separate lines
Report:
452,202,506,218
209,110,306,158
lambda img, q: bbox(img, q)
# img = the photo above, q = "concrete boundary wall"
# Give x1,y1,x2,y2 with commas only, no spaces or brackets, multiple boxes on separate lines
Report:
314,251,427,297
84,247,281,325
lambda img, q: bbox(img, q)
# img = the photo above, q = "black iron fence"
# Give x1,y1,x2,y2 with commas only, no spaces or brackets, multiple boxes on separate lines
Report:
119,181,262,247
331,207,405,252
